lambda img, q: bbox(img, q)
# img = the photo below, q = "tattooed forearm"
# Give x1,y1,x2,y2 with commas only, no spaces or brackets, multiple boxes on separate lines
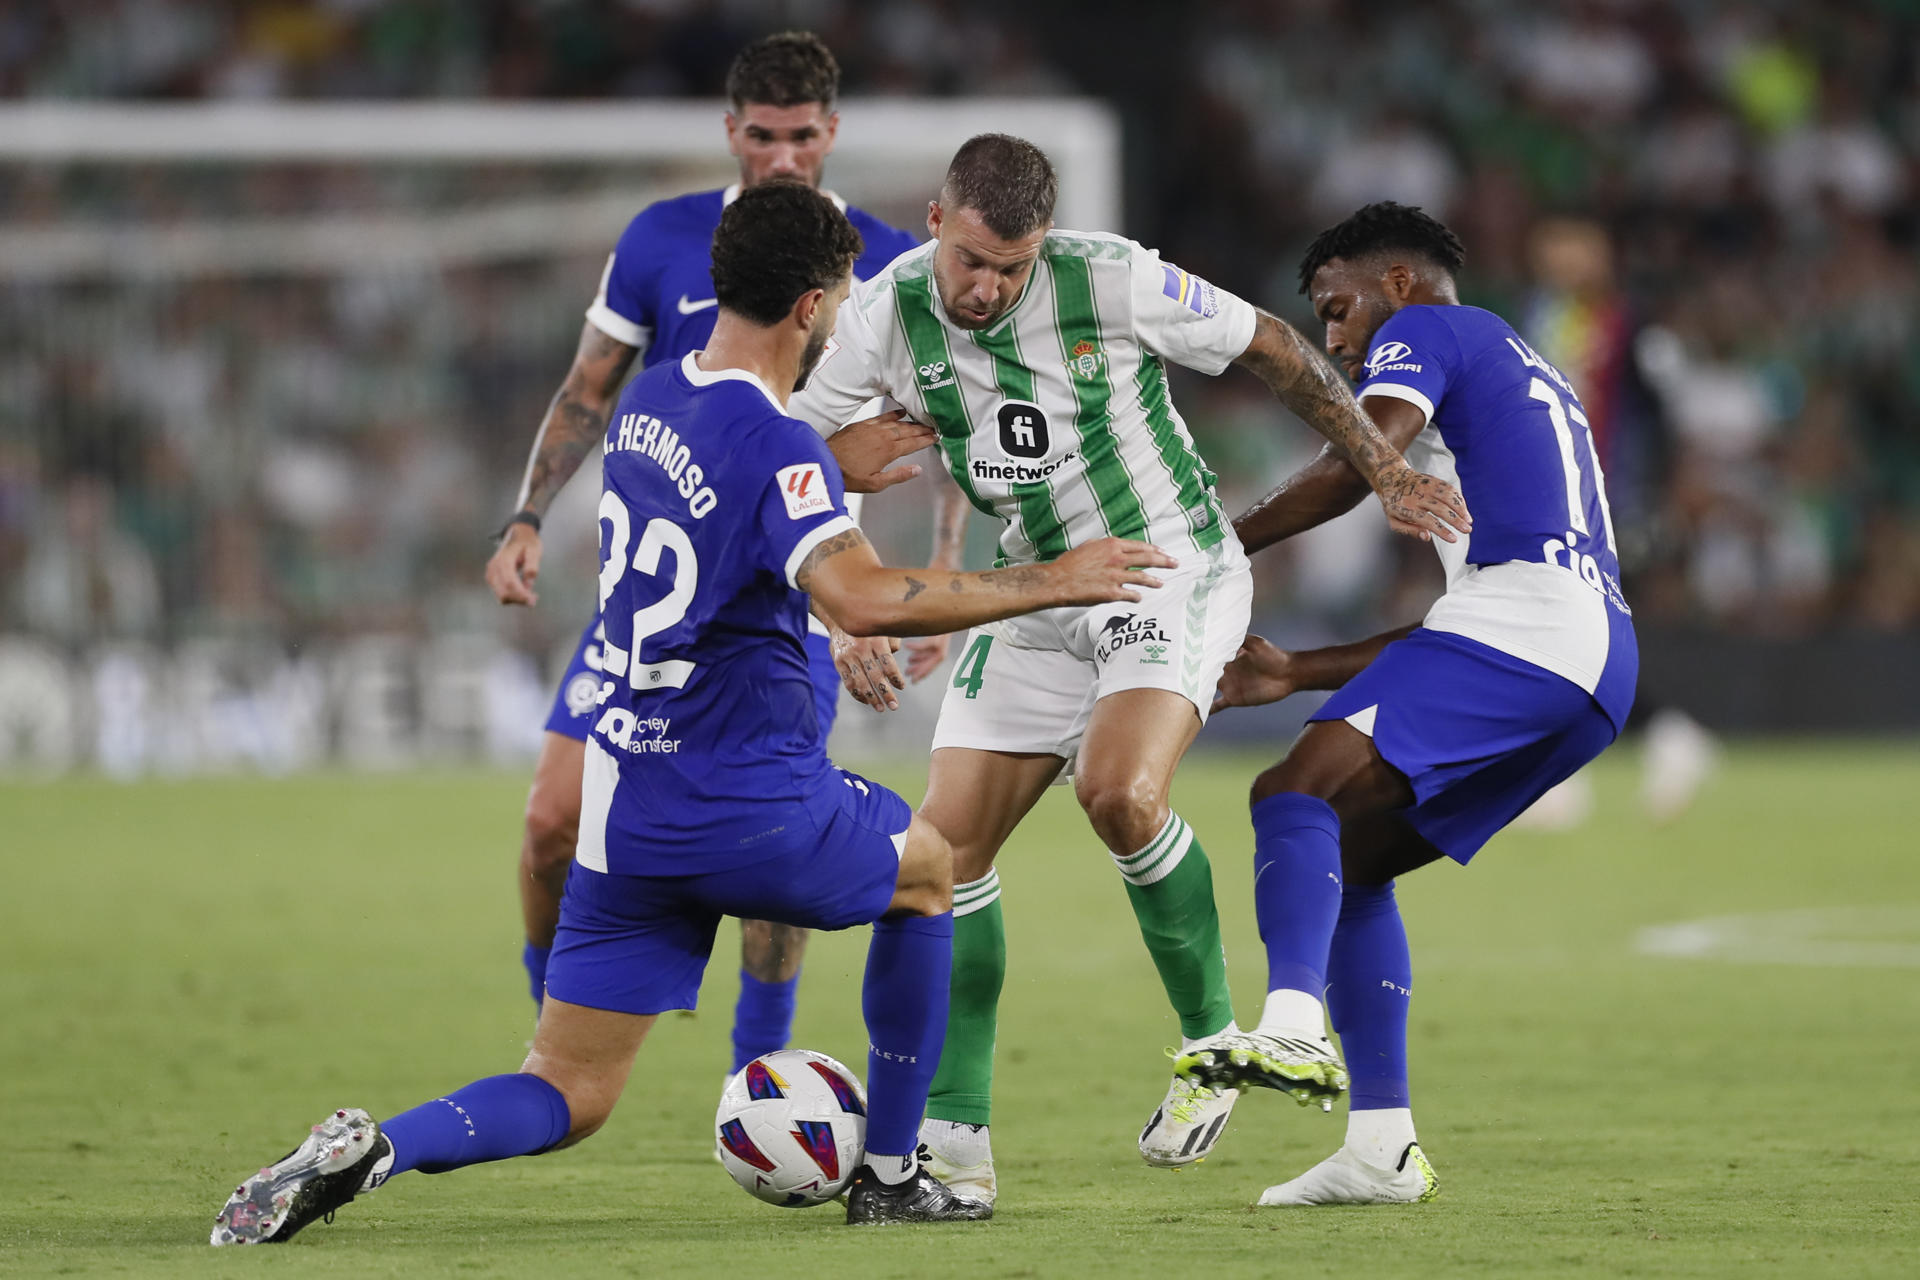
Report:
1233,311,1402,485
793,527,872,594
511,324,638,516
902,576,926,601
515,396,606,514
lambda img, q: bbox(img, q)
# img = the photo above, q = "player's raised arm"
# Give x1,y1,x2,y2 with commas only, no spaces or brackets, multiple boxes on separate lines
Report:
486,321,639,606
794,526,1173,638
1231,310,1469,544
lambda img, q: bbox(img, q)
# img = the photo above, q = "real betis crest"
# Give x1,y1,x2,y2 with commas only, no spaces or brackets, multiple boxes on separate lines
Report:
1066,339,1105,380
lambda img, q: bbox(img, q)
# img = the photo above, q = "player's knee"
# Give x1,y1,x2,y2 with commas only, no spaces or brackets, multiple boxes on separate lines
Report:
888,817,955,916
522,1069,617,1149
1074,770,1167,853
523,788,579,876
949,839,998,885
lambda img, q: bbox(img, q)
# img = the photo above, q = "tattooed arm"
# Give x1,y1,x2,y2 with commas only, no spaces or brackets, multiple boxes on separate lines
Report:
485,322,640,606
1233,310,1470,544
1233,394,1431,555
794,527,1175,638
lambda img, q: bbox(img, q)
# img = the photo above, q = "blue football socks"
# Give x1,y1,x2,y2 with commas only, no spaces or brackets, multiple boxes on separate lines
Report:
1250,792,1345,1004
1327,881,1413,1111
522,942,550,1010
860,913,953,1159
731,969,801,1074
381,1073,571,1178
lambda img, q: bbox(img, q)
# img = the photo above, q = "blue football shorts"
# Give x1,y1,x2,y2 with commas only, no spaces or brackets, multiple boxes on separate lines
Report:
544,617,841,741
543,768,911,1015
1311,627,1620,864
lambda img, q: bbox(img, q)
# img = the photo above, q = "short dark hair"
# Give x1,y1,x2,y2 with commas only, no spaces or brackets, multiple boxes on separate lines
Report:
1297,201,1467,294
725,31,839,112
941,133,1057,240
711,181,863,326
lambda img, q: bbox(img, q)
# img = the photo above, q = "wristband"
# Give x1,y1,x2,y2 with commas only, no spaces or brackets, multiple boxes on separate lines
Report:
495,510,541,540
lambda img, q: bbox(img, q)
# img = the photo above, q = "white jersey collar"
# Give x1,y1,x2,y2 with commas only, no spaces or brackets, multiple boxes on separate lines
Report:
680,350,787,415
723,182,847,212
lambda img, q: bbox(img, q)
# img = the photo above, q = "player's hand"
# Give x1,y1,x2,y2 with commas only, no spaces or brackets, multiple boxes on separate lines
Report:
1048,537,1177,605
1374,460,1471,544
827,410,939,493
834,632,905,713
487,522,543,606
1212,635,1295,711
901,633,951,682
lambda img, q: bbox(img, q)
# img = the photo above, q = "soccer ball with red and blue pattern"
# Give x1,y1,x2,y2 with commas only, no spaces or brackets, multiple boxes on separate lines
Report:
715,1049,868,1207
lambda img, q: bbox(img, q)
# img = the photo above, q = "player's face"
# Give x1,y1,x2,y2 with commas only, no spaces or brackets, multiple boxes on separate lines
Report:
927,202,1048,330
1310,259,1400,382
727,103,839,188
795,272,853,392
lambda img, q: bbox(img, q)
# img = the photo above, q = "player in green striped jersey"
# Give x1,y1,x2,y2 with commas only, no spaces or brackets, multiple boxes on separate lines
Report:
791,136,1468,1202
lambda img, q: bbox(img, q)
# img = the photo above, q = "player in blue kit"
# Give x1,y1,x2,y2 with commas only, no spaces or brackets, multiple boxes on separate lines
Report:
1173,203,1637,1206
482,32,963,1076
212,183,1174,1243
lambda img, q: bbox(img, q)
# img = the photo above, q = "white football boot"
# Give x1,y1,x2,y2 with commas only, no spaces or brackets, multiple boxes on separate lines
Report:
1258,1141,1439,1206
918,1120,997,1206
1173,1027,1349,1108
1139,1067,1239,1167
211,1108,390,1245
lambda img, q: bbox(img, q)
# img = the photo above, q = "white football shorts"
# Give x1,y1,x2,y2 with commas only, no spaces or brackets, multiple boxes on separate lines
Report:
931,542,1253,762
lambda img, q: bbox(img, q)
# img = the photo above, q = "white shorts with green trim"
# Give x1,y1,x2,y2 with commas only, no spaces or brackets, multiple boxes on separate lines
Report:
931,542,1253,762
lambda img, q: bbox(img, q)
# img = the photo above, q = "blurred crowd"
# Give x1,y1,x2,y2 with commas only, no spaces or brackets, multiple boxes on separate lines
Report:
2,0,1918,658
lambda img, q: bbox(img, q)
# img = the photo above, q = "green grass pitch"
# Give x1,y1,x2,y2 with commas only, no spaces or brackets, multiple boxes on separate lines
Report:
5,743,1919,1278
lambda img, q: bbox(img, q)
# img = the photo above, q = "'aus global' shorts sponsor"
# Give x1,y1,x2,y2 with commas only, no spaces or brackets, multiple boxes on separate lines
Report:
931,542,1252,763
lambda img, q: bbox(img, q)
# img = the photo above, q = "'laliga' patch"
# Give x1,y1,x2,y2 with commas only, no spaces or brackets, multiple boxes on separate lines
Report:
1160,263,1221,318
776,463,833,520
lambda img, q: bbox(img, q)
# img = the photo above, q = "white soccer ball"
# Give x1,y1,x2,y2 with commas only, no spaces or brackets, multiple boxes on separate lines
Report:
715,1049,868,1207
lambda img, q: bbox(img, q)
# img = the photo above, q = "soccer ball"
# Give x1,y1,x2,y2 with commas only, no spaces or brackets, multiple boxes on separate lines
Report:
715,1049,868,1207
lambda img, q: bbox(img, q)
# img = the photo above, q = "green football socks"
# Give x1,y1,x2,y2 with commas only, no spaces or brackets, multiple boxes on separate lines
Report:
926,870,1004,1126
1115,813,1235,1042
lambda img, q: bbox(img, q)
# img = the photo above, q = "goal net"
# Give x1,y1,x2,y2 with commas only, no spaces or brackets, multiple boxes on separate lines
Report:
0,99,1120,775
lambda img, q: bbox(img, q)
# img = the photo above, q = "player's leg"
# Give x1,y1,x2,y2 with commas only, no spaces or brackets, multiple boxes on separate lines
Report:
731,919,809,1073
1064,548,1253,1166
210,999,653,1247
1176,718,1410,1104
725,630,840,1072
1072,687,1245,1166
1258,814,1443,1207
914,744,1062,1202
914,625,1080,1199
520,618,604,1008
1075,688,1234,1043
845,808,986,1222
520,732,585,1008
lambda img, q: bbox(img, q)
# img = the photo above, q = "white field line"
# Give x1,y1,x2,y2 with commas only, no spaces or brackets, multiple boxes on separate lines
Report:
1635,907,1920,968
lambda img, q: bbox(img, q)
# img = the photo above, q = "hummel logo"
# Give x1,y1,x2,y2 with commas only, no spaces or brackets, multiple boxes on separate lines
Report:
676,295,718,315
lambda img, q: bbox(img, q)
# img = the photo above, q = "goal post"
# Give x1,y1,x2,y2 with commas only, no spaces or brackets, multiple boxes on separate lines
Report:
0,99,1123,775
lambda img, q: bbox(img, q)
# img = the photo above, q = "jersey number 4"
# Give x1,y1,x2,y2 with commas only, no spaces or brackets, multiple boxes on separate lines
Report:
597,492,697,692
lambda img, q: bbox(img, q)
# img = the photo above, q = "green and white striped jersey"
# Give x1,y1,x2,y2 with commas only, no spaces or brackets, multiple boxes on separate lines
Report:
789,231,1257,566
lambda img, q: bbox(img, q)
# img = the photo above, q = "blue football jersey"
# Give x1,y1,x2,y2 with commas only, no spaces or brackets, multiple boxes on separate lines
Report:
585,183,920,367
1355,304,1637,728
574,352,858,876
